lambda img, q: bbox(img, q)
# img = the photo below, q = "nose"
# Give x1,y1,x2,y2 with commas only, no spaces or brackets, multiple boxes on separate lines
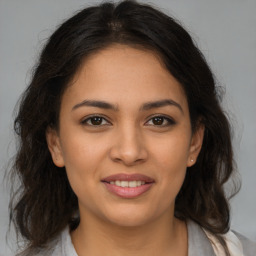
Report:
109,125,148,166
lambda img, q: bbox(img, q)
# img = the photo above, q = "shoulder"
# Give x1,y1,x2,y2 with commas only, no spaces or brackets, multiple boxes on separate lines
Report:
204,226,256,256
48,226,78,256
40,226,77,256
16,227,77,256
232,231,256,256
188,220,256,256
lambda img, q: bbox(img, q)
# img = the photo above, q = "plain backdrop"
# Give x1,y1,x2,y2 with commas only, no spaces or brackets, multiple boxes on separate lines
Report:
0,0,255,255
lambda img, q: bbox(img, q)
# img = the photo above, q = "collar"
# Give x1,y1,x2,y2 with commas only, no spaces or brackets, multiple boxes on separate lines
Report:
60,220,216,256
187,220,216,256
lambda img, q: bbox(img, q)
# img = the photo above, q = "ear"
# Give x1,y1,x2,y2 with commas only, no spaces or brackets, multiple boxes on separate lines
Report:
46,127,65,167
187,123,205,167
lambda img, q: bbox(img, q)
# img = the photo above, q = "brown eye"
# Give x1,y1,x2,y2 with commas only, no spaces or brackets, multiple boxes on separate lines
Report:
81,116,110,126
146,116,175,126
152,117,164,125
91,117,103,125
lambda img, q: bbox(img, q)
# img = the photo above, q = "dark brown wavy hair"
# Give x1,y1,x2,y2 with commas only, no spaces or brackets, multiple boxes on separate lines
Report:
9,1,239,255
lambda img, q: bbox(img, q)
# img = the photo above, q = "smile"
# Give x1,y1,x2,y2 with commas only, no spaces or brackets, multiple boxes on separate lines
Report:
101,173,155,198
109,180,146,187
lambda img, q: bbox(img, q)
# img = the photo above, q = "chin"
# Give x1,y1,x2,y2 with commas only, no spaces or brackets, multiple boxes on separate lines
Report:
102,205,157,228
108,215,150,228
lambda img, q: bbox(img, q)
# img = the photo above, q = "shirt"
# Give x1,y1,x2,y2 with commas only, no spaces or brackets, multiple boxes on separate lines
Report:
30,220,256,256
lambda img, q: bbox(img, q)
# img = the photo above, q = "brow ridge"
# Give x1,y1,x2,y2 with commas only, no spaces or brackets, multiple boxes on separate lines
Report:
72,100,118,111
140,99,183,113
72,99,183,113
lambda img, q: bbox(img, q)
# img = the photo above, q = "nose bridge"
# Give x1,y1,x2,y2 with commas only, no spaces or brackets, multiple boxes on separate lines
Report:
109,121,147,165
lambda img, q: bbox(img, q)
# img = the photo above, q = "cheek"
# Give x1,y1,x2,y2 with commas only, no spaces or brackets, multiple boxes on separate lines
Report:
152,134,191,171
149,134,190,199
61,130,107,166
60,135,108,191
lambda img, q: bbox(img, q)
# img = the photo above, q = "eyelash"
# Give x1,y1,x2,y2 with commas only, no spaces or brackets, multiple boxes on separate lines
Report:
145,115,176,126
81,115,111,126
81,115,176,127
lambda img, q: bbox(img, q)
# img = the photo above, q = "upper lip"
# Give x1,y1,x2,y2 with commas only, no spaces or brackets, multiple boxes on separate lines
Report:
101,173,155,183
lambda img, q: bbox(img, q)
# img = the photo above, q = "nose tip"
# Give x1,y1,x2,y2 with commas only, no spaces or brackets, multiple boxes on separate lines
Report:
109,133,148,166
112,151,146,166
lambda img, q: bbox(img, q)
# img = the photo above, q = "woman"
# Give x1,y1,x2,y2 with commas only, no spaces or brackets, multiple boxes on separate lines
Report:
9,1,256,255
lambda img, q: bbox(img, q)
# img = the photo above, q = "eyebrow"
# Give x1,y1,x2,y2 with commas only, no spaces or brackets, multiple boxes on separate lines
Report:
72,99,183,113
140,99,183,113
72,100,118,111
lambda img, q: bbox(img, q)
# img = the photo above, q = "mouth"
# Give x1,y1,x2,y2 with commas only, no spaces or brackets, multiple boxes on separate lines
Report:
101,173,155,198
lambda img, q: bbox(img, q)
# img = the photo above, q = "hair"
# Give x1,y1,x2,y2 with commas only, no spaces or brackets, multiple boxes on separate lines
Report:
9,1,239,255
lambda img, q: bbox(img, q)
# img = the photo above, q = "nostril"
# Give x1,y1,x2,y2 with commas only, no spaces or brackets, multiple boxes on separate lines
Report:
109,139,148,165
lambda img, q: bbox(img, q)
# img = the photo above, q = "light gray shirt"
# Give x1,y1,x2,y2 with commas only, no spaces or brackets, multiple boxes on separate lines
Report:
26,221,256,256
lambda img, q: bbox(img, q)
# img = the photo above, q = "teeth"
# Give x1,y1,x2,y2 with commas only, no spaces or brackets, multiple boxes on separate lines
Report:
109,180,146,187
129,181,137,188
121,181,128,187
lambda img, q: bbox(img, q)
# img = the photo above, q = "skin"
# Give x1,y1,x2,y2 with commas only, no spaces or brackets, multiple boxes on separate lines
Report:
47,44,204,256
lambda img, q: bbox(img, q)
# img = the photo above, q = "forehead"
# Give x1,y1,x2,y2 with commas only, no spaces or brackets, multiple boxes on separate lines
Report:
63,44,188,111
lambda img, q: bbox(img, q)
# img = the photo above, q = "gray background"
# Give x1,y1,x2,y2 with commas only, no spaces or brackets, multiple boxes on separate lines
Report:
0,0,255,255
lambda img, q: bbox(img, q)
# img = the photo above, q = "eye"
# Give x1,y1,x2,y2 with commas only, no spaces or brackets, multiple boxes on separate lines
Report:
81,116,110,126
145,116,175,126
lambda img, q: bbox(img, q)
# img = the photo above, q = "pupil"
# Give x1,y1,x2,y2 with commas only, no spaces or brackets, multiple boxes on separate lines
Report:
153,117,163,125
91,117,102,125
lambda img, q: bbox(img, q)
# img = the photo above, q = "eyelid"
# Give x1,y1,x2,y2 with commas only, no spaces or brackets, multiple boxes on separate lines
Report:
80,114,175,127
145,114,176,126
81,114,112,126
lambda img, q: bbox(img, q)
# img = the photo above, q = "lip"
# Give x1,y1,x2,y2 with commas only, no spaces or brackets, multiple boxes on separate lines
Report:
101,173,155,183
101,173,155,199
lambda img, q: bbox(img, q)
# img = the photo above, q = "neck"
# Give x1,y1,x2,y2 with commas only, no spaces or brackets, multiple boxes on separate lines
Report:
71,209,188,256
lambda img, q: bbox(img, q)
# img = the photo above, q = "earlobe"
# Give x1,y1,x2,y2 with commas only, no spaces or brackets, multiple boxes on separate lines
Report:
187,124,205,167
46,127,65,167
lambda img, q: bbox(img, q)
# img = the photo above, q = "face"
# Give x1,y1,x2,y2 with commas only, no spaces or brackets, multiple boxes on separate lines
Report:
47,45,204,227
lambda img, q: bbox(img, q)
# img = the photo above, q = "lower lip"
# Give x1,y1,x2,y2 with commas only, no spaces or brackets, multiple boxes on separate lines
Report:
103,182,154,198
